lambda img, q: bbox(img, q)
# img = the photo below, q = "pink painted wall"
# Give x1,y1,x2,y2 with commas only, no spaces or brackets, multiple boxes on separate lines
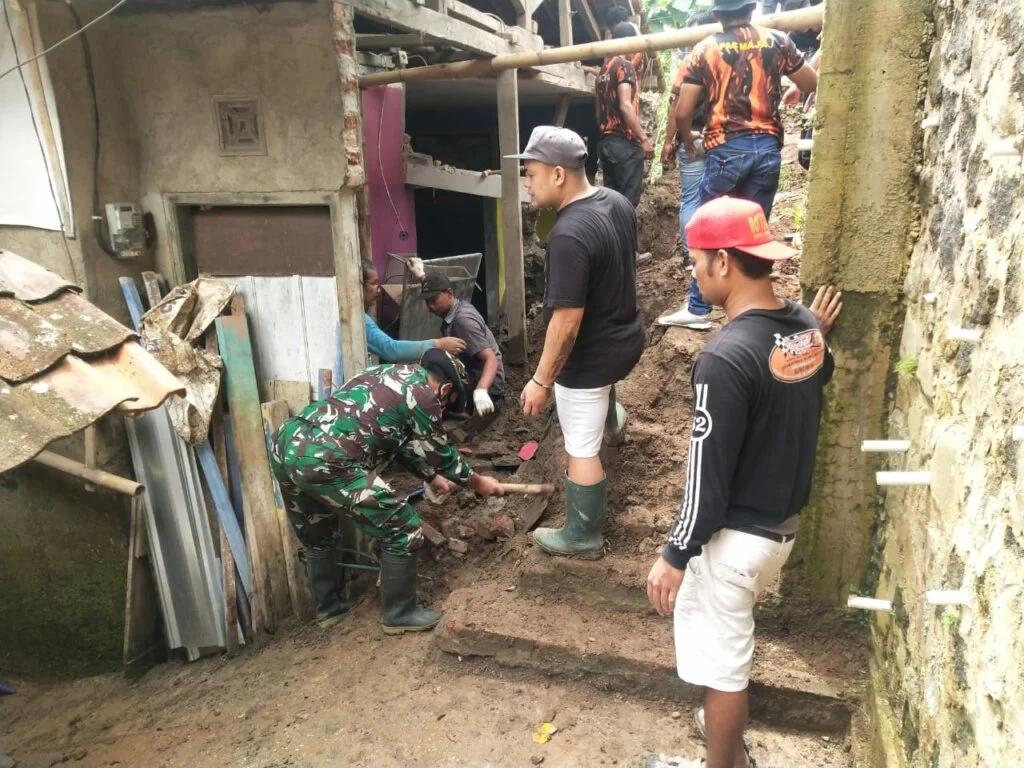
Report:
361,85,417,277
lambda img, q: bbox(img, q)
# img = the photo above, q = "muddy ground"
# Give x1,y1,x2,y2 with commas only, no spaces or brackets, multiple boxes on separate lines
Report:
0,112,868,768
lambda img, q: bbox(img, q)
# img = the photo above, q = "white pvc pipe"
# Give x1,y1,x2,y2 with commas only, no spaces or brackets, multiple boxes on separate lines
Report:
922,292,937,304
847,596,892,612
926,590,968,606
1013,425,1024,442
877,471,931,486
797,138,813,152
948,326,983,343
921,116,940,129
861,440,911,453
985,139,1022,160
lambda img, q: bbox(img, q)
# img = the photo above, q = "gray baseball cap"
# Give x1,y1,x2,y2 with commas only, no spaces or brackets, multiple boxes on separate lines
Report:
504,126,588,169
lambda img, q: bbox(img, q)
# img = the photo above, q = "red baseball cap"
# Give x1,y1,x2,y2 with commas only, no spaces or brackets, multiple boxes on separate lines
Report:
685,197,798,261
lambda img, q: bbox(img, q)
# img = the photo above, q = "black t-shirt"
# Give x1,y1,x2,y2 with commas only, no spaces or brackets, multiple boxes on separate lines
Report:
662,301,835,570
544,187,645,388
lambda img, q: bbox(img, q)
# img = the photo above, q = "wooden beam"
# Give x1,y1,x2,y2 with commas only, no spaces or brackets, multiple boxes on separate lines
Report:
557,0,572,47
331,189,368,380
482,200,501,328
356,33,434,47
571,0,600,43
497,69,527,366
347,0,515,57
405,156,531,202
553,94,570,126
447,0,510,36
216,302,293,631
261,401,317,623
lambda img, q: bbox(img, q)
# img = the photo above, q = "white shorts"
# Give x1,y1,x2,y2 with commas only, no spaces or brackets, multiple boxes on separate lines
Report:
673,528,795,692
554,383,611,459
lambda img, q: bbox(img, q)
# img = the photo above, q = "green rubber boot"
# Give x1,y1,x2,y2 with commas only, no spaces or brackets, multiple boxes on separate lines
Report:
380,553,442,635
533,474,607,559
604,385,628,447
304,548,355,629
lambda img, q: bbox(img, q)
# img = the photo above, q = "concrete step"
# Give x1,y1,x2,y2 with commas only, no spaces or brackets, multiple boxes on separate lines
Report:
517,547,655,615
436,584,856,736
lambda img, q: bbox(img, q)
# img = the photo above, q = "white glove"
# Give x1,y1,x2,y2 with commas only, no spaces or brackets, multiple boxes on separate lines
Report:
408,257,426,281
473,389,495,416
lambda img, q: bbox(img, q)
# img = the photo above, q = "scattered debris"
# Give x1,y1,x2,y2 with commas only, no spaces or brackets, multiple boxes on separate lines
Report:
518,440,539,461
531,722,558,744
494,455,522,472
448,538,469,554
420,522,447,547
531,756,545,765
489,513,516,540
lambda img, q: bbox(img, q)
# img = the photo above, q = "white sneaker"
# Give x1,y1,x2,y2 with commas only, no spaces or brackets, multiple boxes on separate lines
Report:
657,305,713,330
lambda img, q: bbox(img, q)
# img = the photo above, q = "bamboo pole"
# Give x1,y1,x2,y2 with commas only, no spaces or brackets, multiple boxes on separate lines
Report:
34,450,144,497
358,5,824,87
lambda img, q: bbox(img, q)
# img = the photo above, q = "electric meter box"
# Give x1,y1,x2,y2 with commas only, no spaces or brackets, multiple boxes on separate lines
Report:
104,202,146,257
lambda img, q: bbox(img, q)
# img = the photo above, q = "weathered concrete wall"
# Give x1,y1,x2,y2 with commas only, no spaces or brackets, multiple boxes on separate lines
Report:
111,2,347,280
868,1,1024,764
794,0,931,601
0,0,147,678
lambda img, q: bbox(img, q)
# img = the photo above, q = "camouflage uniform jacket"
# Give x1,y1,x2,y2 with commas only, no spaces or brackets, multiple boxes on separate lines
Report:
289,364,473,484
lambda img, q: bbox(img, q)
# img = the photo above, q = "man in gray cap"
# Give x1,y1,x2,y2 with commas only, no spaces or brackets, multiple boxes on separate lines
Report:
507,126,645,559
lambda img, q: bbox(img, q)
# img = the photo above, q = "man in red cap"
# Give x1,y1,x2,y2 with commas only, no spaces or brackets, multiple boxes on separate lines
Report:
644,196,835,768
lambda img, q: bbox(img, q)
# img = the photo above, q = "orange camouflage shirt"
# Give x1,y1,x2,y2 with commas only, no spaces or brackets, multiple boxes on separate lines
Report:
596,56,640,141
679,24,805,150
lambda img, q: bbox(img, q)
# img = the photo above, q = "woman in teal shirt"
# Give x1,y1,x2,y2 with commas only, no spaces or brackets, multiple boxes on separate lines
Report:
361,260,465,362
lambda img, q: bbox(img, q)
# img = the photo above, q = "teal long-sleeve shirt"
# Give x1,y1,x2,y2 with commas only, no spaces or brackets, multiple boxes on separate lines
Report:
365,312,433,363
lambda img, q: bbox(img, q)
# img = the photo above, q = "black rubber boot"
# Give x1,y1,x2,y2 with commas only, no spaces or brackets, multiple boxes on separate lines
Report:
380,553,442,635
304,548,354,629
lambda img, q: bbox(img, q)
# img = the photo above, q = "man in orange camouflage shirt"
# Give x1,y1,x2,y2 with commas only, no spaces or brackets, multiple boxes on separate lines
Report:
594,22,655,207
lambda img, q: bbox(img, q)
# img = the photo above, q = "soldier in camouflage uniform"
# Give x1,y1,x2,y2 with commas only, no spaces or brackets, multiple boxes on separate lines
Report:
271,348,504,633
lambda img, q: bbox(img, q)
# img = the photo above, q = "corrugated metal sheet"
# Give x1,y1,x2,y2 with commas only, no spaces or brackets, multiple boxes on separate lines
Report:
0,250,185,473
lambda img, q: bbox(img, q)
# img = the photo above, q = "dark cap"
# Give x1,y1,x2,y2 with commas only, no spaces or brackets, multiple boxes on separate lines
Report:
421,272,453,298
420,347,470,413
504,126,588,169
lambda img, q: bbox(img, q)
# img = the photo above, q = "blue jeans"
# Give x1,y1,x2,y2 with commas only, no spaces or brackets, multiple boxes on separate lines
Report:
679,148,711,316
688,134,782,316
699,133,783,218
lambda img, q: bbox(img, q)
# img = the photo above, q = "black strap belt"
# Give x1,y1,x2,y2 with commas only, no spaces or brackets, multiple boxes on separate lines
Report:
730,525,796,544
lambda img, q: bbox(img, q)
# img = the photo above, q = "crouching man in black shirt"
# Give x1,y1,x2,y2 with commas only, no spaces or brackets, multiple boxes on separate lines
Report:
507,126,645,559
645,196,835,768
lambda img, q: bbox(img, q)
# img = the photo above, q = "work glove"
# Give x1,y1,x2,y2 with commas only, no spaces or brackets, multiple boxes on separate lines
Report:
473,389,495,416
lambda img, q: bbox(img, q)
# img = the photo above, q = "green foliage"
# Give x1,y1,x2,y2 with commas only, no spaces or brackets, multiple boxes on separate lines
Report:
792,203,806,229
941,607,959,630
895,357,919,378
645,0,710,33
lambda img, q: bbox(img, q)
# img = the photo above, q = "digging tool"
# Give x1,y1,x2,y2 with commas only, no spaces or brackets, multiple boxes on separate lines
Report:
499,483,554,495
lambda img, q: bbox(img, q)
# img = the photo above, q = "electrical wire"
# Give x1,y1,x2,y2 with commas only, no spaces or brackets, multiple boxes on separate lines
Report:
0,0,130,82
2,0,79,285
377,90,409,240
66,0,118,257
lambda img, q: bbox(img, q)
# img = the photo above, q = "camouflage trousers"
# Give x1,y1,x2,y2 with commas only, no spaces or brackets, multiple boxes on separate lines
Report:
270,419,423,558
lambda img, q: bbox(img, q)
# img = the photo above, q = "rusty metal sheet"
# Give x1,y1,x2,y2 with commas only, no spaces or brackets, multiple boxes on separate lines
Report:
0,292,135,383
0,250,79,301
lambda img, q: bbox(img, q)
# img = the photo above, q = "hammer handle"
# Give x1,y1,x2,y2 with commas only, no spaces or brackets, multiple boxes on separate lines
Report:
498,483,554,495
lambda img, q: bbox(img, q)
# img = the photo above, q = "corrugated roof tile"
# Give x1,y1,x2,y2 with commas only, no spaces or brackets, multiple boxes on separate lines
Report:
0,251,185,473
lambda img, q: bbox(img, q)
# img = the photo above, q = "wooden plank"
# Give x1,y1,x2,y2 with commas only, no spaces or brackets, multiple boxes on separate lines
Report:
497,69,528,366
482,200,501,328
553,94,571,127
298,277,345,387
220,528,240,654
260,380,311,417
356,33,435,48
404,159,531,202
331,189,368,382
195,443,253,599
216,303,292,630
317,369,334,401
346,0,515,57
261,401,317,622
122,496,166,678
557,0,572,47
571,0,600,42
446,0,507,36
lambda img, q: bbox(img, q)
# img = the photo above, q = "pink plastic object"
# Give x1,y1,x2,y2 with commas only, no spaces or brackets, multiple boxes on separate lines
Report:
517,440,539,461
